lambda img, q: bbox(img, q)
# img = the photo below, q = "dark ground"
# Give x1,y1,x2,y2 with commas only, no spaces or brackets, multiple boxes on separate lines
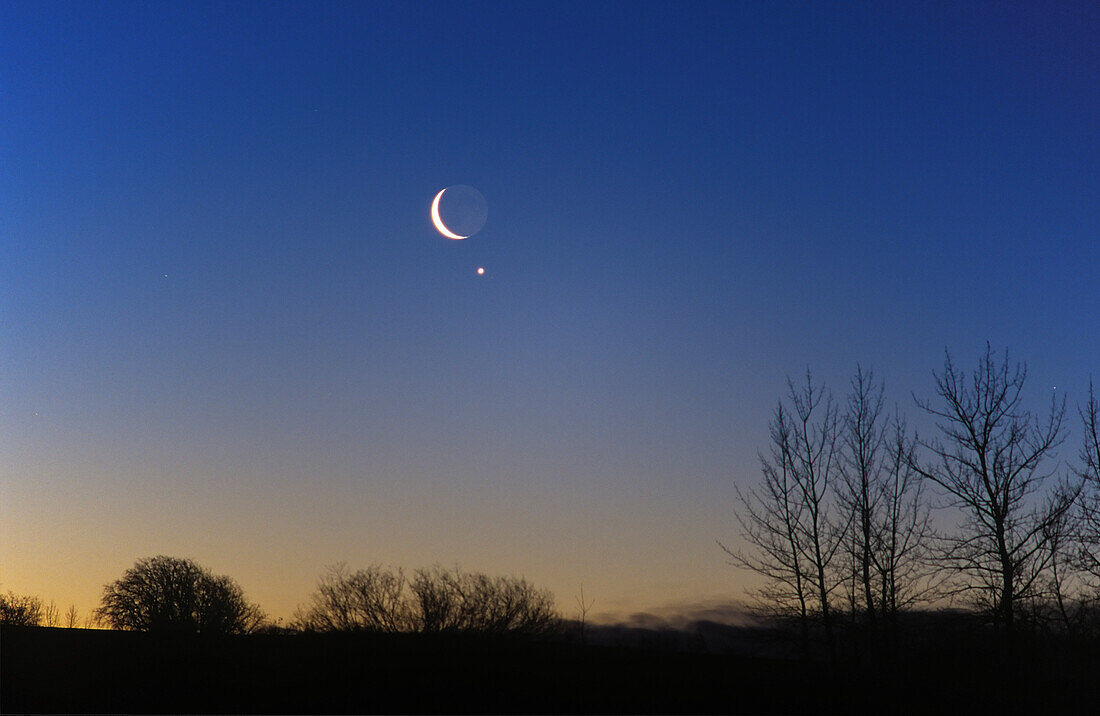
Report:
2,624,1098,713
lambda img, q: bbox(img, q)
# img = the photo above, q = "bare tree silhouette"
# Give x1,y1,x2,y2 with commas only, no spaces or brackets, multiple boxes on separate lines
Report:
294,563,559,636
835,371,936,658
82,611,100,630
64,604,79,629
911,345,1076,648
1068,381,1100,626
42,600,59,627
1040,487,1087,633
837,366,887,636
874,411,937,635
95,555,265,634
724,398,811,656
292,563,413,632
724,371,846,661
1076,383,1100,577
575,583,595,644
410,566,559,635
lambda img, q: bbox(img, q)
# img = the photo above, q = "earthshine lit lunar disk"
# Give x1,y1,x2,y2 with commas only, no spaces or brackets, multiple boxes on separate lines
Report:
431,189,468,240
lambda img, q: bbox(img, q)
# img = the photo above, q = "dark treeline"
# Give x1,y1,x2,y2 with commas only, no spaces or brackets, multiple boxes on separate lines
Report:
724,344,1100,668
2,556,560,638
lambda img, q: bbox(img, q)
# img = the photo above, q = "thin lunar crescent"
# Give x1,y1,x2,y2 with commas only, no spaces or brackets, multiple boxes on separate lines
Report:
431,189,468,240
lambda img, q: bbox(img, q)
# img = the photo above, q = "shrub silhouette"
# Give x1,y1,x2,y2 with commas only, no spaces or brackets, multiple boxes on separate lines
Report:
95,555,265,634
0,591,43,626
294,563,559,636
293,563,415,632
410,566,559,635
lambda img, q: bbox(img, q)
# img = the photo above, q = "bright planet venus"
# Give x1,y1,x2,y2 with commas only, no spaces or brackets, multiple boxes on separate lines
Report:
430,185,487,240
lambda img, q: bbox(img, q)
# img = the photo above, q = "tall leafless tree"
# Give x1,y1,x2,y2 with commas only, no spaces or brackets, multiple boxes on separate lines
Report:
725,371,845,661
786,372,846,663
575,584,595,644
835,369,936,660
725,399,812,654
1059,379,1100,637
873,411,937,649
42,600,59,627
1075,381,1100,585
837,366,887,633
911,345,1074,647
1039,486,1087,633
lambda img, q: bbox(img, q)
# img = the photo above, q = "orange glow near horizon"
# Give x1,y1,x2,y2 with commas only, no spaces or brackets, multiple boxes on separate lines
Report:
0,460,756,625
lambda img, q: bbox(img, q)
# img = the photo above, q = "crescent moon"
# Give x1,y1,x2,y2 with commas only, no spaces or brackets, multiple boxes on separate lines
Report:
431,188,468,240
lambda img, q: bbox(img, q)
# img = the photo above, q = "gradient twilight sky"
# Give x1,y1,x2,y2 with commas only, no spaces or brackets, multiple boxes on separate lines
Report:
2,1,1097,623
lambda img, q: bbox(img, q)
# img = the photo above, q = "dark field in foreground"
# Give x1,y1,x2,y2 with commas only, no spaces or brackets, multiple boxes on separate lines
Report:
2,624,1098,713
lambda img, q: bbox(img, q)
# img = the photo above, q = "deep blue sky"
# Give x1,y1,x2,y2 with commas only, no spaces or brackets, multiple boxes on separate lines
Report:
2,1,1097,620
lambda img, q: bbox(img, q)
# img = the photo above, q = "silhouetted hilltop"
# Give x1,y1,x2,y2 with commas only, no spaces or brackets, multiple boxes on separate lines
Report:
4,619,1098,714
2,625,824,714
